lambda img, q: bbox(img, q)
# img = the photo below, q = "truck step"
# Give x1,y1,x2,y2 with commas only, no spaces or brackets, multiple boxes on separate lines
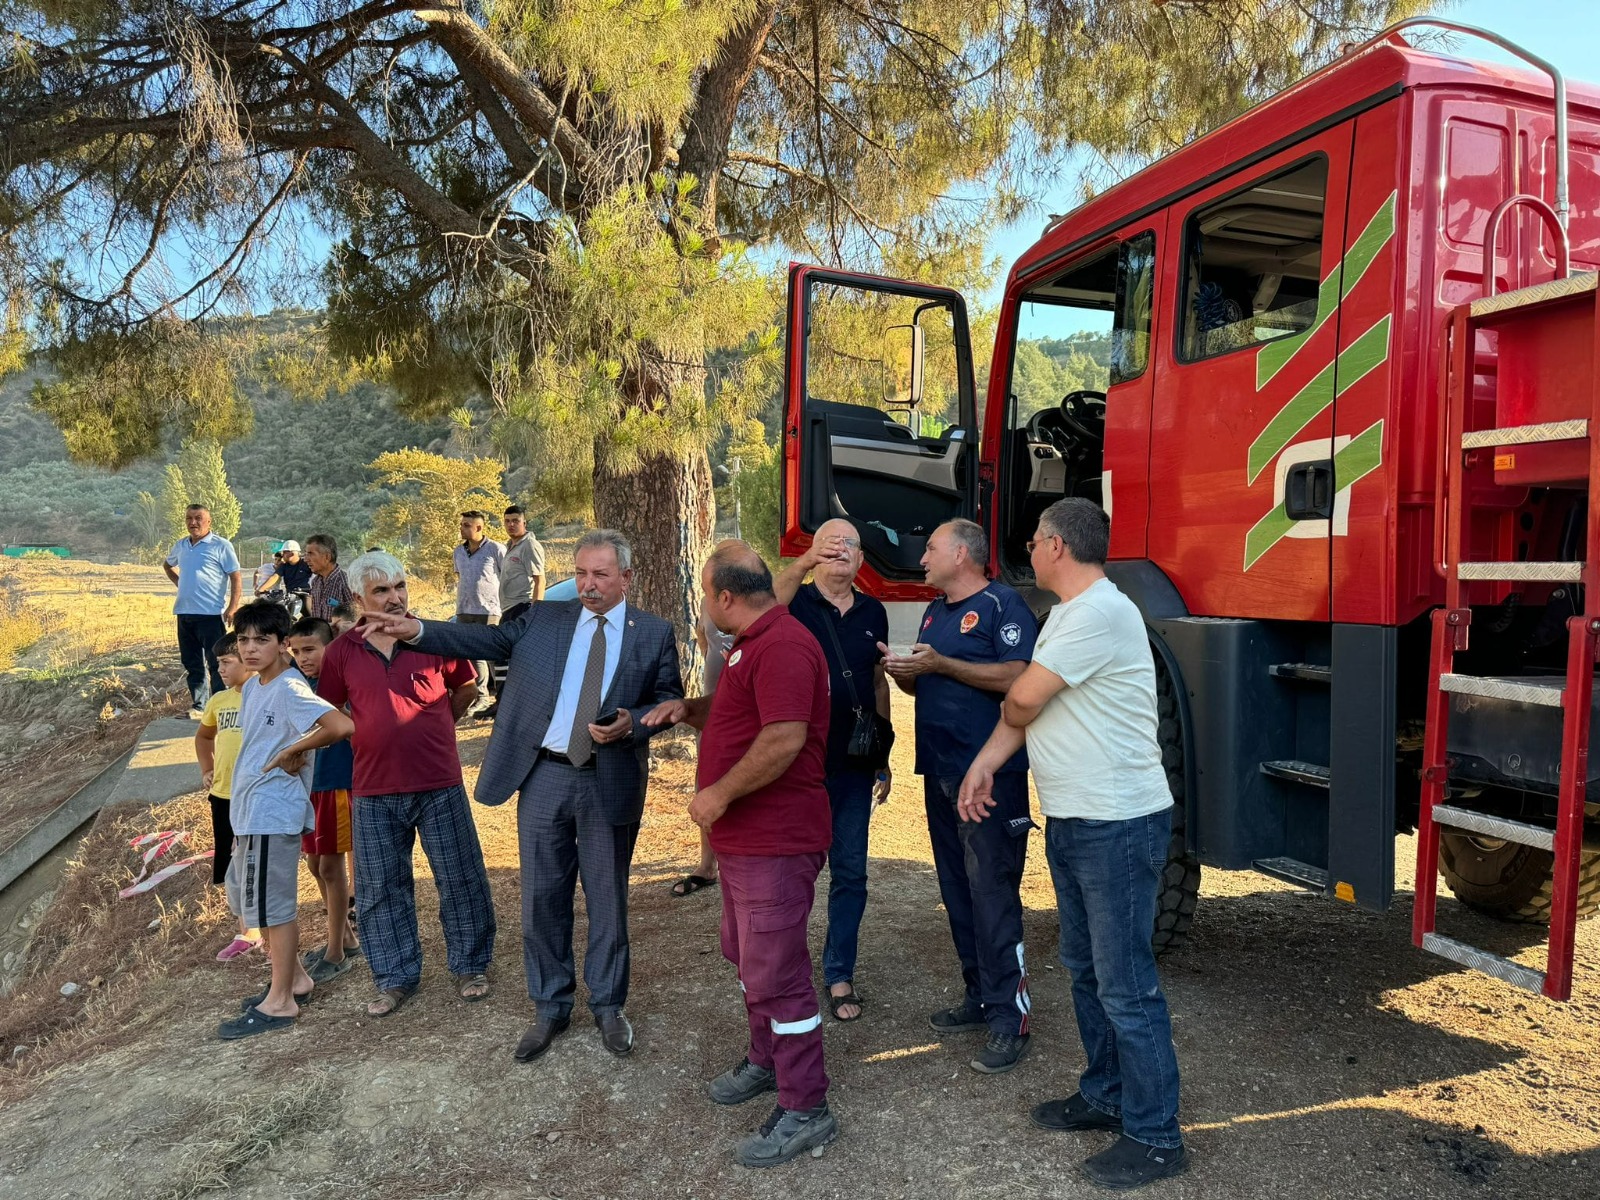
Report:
1438,674,1564,707
1456,561,1583,582
1259,759,1331,788
1253,856,1330,892
1421,932,1546,994
1461,419,1588,449
1431,804,1555,851
1468,270,1599,318
1268,662,1332,684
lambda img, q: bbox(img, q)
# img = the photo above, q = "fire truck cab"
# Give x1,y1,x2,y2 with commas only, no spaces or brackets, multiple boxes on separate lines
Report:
780,22,1600,997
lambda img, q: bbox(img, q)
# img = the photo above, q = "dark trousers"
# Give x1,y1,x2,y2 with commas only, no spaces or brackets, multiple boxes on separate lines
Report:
518,758,638,1018
1047,810,1183,1149
207,793,233,886
821,769,875,986
720,850,828,1111
455,612,493,695
925,773,1032,1035
176,614,225,708
352,786,497,992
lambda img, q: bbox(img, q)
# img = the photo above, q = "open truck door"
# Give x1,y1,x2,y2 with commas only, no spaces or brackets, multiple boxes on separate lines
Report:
781,266,980,594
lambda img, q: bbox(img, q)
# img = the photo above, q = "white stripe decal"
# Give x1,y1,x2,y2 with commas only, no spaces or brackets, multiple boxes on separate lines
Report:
770,1013,822,1035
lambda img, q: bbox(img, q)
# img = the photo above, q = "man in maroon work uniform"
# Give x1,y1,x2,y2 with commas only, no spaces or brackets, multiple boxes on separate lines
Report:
644,541,836,1168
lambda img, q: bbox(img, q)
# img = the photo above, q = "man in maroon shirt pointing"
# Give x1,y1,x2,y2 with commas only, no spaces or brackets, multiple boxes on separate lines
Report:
644,541,836,1168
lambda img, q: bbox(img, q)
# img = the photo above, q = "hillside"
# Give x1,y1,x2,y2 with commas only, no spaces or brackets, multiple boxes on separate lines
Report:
0,325,452,559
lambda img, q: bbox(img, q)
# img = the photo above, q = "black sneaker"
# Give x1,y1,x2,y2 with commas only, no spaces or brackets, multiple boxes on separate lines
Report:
1032,1092,1123,1133
971,1030,1031,1074
735,1102,838,1168
1081,1135,1189,1190
708,1056,777,1106
928,1001,987,1034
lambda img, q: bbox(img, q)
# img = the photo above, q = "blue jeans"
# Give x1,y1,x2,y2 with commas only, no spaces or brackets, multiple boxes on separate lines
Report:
1046,809,1183,1150
822,769,875,986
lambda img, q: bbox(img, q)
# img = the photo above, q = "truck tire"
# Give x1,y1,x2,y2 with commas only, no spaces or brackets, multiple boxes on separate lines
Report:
1438,832,1600,923
1152,658,1201,955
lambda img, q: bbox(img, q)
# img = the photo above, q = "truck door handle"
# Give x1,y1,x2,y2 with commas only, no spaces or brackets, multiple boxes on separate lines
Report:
1284,459,1334,521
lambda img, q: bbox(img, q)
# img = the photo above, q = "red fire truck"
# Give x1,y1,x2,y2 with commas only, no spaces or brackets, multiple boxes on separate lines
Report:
780,20,1600,999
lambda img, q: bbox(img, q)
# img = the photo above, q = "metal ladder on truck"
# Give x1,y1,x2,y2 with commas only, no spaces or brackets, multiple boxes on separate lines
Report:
1415,187,1597,998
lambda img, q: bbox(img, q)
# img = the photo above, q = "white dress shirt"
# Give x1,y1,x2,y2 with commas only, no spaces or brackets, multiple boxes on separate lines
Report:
541,601,627,752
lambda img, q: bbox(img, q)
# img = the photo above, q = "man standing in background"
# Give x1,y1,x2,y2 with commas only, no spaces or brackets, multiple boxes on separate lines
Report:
304,534,354,622
454,510,505,716
499,505,546,623
164,503,242,718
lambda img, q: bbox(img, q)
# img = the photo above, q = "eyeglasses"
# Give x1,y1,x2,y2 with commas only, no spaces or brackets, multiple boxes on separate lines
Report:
1025,534,1061,554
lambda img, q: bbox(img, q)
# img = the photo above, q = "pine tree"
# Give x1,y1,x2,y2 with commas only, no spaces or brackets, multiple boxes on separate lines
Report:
178,440,243,541
367,450,509,582
2,0,1429,647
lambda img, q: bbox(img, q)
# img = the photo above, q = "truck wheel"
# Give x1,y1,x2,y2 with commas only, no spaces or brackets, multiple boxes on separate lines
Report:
1152,658,1201,955
1438,832,1600,924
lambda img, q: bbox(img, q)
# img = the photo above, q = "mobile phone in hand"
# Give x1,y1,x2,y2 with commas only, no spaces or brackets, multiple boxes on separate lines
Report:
595,709,621,726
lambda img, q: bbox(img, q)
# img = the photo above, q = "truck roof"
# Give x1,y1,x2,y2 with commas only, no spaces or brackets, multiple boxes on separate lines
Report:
1012,37,1600,282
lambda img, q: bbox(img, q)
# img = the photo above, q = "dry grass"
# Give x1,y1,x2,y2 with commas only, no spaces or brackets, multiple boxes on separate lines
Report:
0,562,55,671
151,1078,338,1200
0,789,228,1089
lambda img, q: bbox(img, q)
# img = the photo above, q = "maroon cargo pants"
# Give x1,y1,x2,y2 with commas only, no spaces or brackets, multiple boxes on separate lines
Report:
719,850,829,1111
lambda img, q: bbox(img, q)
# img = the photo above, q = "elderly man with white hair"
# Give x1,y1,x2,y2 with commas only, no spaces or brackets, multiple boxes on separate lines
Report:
315,550,497,1018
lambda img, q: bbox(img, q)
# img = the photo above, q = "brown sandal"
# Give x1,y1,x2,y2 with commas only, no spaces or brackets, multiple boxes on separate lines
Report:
456,973,491,1002
367,985,416,1017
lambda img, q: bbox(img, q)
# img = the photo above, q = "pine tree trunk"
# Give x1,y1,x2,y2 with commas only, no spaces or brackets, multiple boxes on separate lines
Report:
591,427,713,686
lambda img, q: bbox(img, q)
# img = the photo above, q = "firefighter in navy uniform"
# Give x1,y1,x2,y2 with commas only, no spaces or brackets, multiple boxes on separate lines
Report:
882,518,1039,1074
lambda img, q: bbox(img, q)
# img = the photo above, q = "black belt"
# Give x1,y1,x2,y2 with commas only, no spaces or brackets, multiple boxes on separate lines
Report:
538,749,595,770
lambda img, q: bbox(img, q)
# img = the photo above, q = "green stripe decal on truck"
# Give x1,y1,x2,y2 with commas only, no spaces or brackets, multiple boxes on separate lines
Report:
1243,420,1385,570
1246,314,1391,484
1254,193,1397,391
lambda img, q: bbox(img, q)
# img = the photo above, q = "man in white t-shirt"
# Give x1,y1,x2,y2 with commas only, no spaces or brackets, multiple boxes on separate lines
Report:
958,498,1187,1190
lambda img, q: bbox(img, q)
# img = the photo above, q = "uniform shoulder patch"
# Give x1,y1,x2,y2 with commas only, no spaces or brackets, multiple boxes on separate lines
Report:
999,622,1022,647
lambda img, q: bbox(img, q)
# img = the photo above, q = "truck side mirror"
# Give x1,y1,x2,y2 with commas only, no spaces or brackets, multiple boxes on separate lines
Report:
883,322,926,410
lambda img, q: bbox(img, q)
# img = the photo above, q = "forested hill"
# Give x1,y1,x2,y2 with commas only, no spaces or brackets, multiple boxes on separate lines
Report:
0,318,450,559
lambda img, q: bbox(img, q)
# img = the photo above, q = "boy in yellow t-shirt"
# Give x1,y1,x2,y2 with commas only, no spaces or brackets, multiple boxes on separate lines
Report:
196,633,261,961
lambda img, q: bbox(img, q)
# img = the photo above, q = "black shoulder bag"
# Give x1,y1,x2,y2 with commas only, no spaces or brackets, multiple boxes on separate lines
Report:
818,612,895,771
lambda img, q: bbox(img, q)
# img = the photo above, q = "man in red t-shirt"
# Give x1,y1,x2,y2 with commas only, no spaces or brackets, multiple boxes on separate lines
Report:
317,551,497,1018
644,542,836,1169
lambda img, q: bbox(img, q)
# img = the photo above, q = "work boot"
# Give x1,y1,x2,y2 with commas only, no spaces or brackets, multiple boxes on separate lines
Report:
970,1029,1031,1074
1031,1092,1123,1133
928,1000,987,1034
735,1102,838,1168
708,1056,777,1106
1081,1135,1189,1190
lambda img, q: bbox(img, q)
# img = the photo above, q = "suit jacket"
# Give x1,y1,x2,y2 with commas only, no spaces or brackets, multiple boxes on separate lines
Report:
413,600,683,823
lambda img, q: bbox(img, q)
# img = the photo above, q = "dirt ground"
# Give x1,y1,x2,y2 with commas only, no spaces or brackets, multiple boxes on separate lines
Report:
1,683,1598,1200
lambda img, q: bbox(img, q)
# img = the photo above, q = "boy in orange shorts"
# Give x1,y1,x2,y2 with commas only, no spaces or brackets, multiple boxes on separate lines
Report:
287,617,359,982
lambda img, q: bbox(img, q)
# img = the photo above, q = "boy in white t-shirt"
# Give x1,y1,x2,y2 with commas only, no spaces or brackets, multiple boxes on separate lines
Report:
958,498,1187,1190
217,601,354,1041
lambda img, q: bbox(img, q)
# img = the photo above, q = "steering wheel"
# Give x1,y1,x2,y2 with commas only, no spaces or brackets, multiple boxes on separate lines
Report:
1058,389,1107,443
1025,407,1072,456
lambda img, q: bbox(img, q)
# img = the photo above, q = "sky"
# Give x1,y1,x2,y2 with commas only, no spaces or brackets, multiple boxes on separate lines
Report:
979,2,1600,304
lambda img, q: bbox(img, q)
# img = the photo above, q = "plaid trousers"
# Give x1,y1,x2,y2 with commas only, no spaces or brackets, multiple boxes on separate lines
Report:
352,785,497,992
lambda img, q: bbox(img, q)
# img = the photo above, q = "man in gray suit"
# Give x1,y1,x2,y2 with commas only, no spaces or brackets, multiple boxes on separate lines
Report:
361,529,682,1061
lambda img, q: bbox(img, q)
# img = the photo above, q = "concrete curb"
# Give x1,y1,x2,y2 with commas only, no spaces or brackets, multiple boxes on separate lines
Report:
0,715,202,896
0,749,133,896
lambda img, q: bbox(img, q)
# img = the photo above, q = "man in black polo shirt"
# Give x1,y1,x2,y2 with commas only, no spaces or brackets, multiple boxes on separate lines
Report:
774,518,892,1023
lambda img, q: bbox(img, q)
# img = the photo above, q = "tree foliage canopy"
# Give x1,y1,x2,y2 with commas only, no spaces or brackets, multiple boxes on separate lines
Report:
1,0,1425,630
366,447,508,580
